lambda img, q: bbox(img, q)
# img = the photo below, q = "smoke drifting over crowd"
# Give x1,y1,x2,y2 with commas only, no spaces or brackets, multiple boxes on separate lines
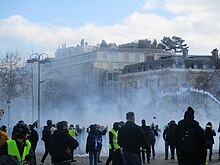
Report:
1,85,220,154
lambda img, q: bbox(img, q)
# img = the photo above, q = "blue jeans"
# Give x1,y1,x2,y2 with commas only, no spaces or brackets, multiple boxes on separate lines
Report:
89,151,98,165
122,151,142,165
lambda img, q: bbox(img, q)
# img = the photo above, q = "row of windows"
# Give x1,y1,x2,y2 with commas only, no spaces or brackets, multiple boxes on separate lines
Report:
125,62,213,74
97,52,144,62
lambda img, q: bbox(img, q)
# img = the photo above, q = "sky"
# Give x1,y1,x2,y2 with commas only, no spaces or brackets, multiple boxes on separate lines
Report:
0,0,220,58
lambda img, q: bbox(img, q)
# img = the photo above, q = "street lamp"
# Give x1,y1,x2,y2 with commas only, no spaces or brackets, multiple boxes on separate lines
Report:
6,100,11,129
27,53,51,127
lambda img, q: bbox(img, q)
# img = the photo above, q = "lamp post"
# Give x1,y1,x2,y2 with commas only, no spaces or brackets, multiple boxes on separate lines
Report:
6,100,11,129
27,53,51,127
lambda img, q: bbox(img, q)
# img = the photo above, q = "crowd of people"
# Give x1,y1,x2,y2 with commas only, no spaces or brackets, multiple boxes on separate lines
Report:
0,106,219,165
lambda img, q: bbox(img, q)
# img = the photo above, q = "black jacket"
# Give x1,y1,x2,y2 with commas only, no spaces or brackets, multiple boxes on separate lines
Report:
118,121,148,154
167,122,177,145
86,130,99,153
177,118,206,165
49,129,79,163
163,126,169,141
28,128,39,150
204,127,216,146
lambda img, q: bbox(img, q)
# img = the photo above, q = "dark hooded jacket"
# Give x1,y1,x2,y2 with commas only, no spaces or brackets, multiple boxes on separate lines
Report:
49,129,79,163
176,107,206,165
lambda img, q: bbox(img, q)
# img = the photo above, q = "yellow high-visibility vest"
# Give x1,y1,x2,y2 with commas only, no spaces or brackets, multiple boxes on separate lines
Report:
108,129,120,150
68,129,77,139
7,139,31,164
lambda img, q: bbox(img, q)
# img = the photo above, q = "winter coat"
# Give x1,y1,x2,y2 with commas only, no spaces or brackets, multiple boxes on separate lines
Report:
167,123,177,145
176,118,206,165
28,128,39,151
118,121,148,154
86,130,99,153
204,127,216,147
49,129,79,163
163,126,169,141
41,126,51,144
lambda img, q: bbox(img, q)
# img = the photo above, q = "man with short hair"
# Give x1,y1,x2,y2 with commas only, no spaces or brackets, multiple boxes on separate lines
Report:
118,112,148,165
49,121,79,165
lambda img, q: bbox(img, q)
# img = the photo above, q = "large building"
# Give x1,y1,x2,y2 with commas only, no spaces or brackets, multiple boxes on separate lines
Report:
116,49,220,111
41,43,166,99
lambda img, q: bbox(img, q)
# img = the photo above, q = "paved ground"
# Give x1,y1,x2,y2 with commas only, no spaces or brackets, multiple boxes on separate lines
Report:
36,152,220,165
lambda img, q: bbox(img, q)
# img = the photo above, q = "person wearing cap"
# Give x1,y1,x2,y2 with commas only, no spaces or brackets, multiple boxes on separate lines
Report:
0,123,34,164
176,106,206,165
118,112,148,165
204,122,216,161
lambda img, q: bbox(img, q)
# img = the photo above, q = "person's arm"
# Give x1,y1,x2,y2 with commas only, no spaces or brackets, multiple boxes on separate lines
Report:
162,128,167,141
109,131,114,150
66,133,79,150
213,131,216,136
0,143,7,157
218,124,220,132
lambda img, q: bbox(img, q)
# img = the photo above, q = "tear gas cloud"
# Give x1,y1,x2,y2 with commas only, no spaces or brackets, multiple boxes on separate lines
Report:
1,86,220,155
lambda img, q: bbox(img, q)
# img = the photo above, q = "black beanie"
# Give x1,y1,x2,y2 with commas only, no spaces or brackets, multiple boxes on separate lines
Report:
184,106,195,119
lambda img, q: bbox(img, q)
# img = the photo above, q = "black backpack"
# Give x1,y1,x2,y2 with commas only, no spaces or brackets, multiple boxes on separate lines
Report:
177,127,197,155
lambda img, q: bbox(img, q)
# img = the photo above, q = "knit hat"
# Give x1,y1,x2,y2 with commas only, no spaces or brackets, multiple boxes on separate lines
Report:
206,122,212,128
184,106,195,120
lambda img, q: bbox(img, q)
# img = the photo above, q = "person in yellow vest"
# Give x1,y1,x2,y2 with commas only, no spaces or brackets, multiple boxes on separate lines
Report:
0,123,34,164
68,124,78,162
106,122,123,165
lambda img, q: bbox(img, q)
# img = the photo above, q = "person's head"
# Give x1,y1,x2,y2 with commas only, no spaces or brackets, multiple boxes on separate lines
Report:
113,122,121,131
169,120,176,125
57,121,68,130
12,123,30,141
206,122,212,128
69,124,74,130
89,124,97,133
1,125,7,132
184,106,195,120
18,120,24,124
28,124,34,130
141,119,146,126
47,120,52,126
126,111,135,122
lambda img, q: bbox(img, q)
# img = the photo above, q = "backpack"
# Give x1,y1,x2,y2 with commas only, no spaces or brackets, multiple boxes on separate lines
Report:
41,127,51,142
148,130,155,143
177,127,197,155
94,135,102,151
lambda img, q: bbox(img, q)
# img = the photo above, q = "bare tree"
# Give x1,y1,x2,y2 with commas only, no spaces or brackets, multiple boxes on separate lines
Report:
0,52,32,103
